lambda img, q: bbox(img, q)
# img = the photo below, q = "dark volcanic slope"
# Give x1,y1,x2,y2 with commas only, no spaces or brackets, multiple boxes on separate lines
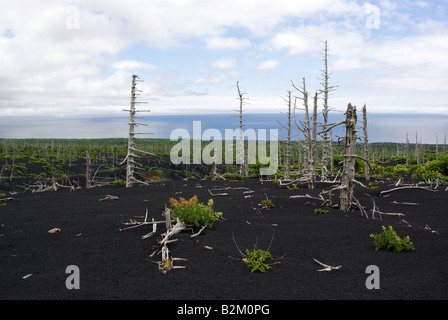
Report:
0,178,447,300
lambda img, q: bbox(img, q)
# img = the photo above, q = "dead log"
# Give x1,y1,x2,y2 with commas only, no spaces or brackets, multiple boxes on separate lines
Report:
339,103,357,211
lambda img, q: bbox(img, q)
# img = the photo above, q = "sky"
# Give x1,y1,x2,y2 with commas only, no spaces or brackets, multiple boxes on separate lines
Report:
0,0,447,142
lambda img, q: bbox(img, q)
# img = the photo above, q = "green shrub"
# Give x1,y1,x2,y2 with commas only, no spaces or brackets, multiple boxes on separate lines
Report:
314,208,328,214
169,196,222,227
222,172,244,180
113,179,124,186
370,226,415,253
368,180,379,190
242,249,273,273
393,164,408,176
272,180,280,186
260,199,275,208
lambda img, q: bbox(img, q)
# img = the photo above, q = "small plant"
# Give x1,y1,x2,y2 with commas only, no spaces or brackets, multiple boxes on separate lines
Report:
368,180,379,190
242,249,273,273
272,180,280,186
222,173,244,180
314,208,328,214
287,183,298,190
113,179,124,186
232,231,283,274
260,199,275,209
370,226,415,253
169,196,222,227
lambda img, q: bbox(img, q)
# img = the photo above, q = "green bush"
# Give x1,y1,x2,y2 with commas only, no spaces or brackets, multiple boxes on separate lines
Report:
370,226,415,253
368,180,379,190
314,208,328,214
260,199,275,208
113,179,124,186
169,196,222,227
242,249,273,273
393,164,408,176
222,172,244,180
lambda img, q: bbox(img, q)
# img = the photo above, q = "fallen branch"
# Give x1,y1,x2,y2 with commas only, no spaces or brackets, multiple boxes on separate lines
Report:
191,226,207,238
313,258,341,272
208,189,229,196
99,195,119,201
380,186,437,196
391,201,419,206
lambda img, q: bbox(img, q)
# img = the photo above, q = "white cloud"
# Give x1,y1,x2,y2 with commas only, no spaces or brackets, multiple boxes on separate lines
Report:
211,58,236,69
194,71,239,85
205,36,251,50
113,60,156,71
0,0,447,129
256,60,279,71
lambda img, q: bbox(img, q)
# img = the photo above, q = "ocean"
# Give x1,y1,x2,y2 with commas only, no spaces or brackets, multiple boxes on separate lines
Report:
0,112,446,144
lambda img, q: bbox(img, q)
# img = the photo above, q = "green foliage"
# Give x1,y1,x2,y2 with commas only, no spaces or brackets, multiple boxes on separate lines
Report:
113,179,124,186
287,183,298,190
314,208,328,214
222,172,244,180
169,196,223,228
370,226,415,253
272,180,280,186
393,164,408,176
242,249,273,273
260,199,275,208
367,180,379,190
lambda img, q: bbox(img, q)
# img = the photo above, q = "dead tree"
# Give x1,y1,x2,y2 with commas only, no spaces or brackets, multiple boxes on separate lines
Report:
277,91,293,180
291,78,316,189
415,131,419,165
236,81,248,176
339,103,358,211
319,40,337,182
362,104,370,181
85,151,91,188
121,75,154,187
406,133,409,165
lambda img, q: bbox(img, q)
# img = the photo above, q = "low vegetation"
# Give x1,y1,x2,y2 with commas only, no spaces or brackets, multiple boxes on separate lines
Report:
370,226,415,253
169,196,222,228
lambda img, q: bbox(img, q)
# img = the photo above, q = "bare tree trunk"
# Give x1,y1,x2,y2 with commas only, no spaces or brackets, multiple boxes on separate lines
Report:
126,75,138,188
292,78,317,189
210,148,217,181
415,131,419,165
436,133,439,161
123,75,152,187
406,133,409,166
309,92,317,189
362,104,370,182
85,151,91,188
339,104,357,212
278,91,293,180
236,81,246,176
329,130,334,174
320,40,337,182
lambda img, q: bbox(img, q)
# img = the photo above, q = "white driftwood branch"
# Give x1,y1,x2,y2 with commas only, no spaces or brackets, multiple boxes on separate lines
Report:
99,195,119,201
208,189,229,196
380,186,437,196
313,258,342,272
191,226,207,238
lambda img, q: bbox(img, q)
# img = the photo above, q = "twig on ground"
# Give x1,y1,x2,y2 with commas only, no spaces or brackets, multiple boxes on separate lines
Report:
99,195,119,201
313,258,342,272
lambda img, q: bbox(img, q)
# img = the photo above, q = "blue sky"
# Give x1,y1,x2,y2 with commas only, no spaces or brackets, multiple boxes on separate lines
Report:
0,0,447,141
